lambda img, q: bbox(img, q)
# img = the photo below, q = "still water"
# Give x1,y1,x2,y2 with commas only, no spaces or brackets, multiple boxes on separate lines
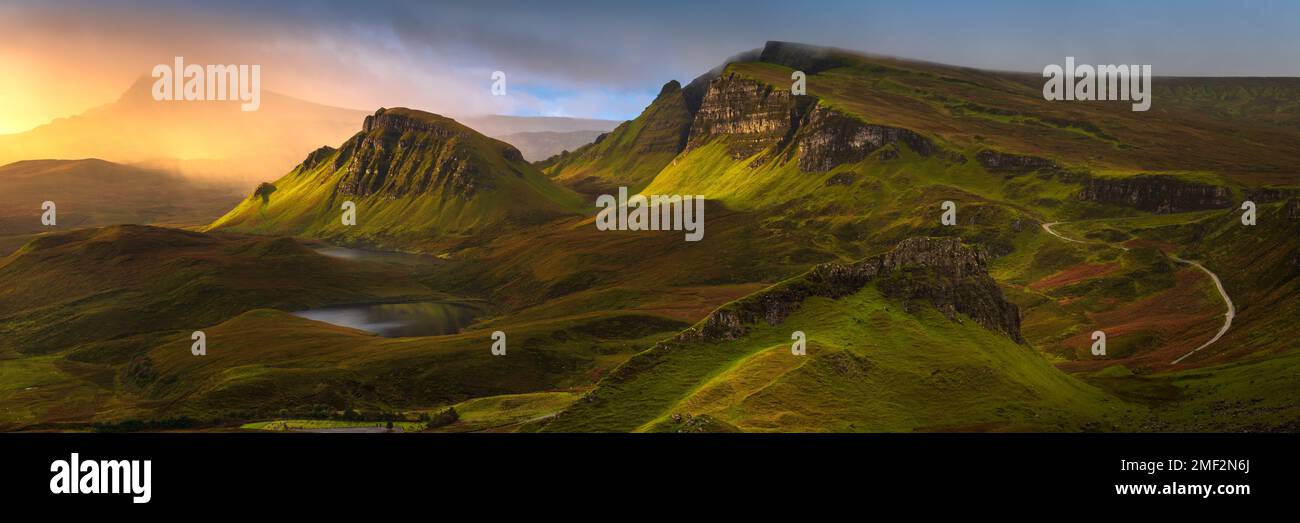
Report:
292,301,482,337
309,244,440,266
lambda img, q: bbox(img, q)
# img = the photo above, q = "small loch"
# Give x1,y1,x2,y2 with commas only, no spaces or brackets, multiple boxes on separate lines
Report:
292,301,483,337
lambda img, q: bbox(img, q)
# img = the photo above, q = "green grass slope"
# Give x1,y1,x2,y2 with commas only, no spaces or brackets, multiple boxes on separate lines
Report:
0,225,445,356
0,158,241,246
539,81,694,195
548,285,1124,432
547,238,1128,432
209,108,584,250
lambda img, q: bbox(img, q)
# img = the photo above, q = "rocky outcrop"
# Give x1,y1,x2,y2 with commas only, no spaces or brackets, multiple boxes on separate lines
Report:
335,108,521,198
686,73,940,171
795,105,936,171
685,73,804,160
299,146,336,172
675,237,1023,344
1285,198,1300,220
825,172,856,186
976,150,1059,173
1077,175,1233,213
1248,187,1300,204
362,108,462,137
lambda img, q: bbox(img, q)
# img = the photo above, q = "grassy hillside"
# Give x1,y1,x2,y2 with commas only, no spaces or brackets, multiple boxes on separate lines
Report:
0,225,445,356
209,108,585,250
3,41,1298,433
548,283,1125,432
730,43,1300,184
540,81,695,195
0,159,242,254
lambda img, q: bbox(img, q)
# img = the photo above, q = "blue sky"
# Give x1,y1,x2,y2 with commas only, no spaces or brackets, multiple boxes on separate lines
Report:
4,0,1297,127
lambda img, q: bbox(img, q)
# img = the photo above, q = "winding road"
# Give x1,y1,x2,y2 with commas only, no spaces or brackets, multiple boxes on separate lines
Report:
1040,222,1234,364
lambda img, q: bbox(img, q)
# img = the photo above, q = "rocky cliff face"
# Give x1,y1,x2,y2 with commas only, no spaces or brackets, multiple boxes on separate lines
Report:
1248,187,1300,204
685,73,804,160
1077,175,1233,213
675,237,1023,344
976,150,1059,173
795,104,936,171
299,145,336,172
1286,198,1300,220
685,73,939,171
333,108,524,198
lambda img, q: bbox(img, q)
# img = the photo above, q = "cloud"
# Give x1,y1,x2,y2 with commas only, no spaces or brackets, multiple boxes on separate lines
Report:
2,0,1297,133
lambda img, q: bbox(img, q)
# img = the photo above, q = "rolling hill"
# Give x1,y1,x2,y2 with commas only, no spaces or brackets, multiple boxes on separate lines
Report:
0,77,370,189
0,225,447,356
546,238,1125,432
0,159,241,233
0,158,243,255
1,41,1297,433
208,108,585,250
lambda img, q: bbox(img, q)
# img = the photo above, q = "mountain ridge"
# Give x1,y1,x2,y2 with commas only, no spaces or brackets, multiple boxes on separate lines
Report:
208,107,585,249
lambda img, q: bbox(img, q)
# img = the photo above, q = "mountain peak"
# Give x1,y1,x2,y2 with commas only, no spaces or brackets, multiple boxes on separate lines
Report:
210,103,582,243
361,107,467,136
119,75,156,102
758,41,850,74
655,80,682,100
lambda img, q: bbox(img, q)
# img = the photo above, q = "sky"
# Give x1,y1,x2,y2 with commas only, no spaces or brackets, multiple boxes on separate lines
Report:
1,0,1298,134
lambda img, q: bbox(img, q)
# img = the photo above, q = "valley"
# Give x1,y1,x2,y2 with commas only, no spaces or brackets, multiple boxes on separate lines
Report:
1,41,1297,433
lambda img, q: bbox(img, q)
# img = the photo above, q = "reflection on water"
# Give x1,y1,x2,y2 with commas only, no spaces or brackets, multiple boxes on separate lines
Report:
292,301,482,337
310,245,439,266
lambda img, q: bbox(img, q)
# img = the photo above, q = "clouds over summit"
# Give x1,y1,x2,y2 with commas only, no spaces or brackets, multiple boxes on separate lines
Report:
2,0,1297,133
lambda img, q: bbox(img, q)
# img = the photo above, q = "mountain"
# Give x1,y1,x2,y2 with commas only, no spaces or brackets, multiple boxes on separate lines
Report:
539,80,697,194
0,159,242,251
2,41,1299,433
457,115,620,162
0,77,368,189
520,41,1300,431
0,223,681,429
208,108,585,249
546,238,1122,432
496,130,606,162
531,40,1300,367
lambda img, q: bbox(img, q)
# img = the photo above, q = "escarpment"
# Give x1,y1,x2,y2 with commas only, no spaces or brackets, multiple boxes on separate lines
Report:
208,106,581,241
675,237,1023,344
684,73,807,160
1077,175,1233,213
685,73,940,171
794,104,937,171
333,108,526,199
550,43,955,184
299,145,336,172
976,150,1059,173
